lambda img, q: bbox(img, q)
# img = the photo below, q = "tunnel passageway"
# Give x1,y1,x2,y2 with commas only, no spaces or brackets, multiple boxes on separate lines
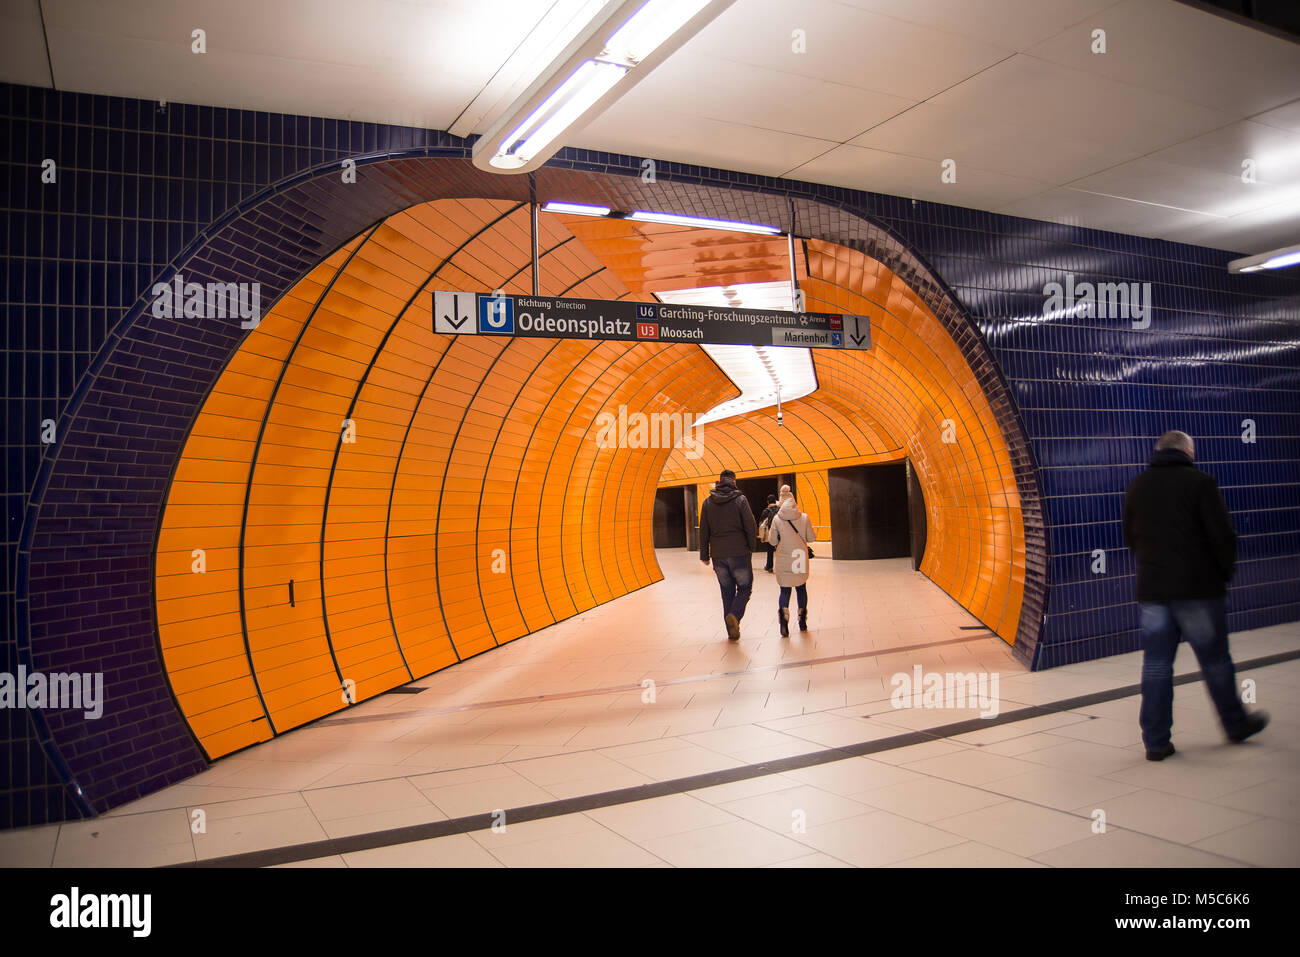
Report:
155,197,1028,760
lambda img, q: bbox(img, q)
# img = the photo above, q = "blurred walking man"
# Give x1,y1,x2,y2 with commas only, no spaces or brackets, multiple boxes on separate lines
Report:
1123,431,1268,761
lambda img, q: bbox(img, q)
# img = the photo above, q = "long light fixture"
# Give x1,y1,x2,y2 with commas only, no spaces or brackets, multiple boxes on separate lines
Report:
473,0,736,173
1229,242,1300,273
449,0,611,139
627,210,781,234
540,201,612,216
541,201,780,234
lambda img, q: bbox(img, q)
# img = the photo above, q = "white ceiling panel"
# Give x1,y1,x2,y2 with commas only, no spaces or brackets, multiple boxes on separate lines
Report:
849,54,1236,180
596,50,915,143
1025,0,1300,115
994,186,1222,238
789,143,1053,208
837,0,1118,50
0,0,51,87
577,107,832,177
1064,120,1300,219
679,0,1013,103
1253,99,1300,135
39,0,549,127
1163,201,1300,254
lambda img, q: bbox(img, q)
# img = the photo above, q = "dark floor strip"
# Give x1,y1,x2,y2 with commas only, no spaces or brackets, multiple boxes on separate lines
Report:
170,648,1300,868
320,632,1004,726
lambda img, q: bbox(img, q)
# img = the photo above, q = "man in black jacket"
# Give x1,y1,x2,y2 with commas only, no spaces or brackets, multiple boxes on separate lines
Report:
700,470,757,640
1122,431,1267,761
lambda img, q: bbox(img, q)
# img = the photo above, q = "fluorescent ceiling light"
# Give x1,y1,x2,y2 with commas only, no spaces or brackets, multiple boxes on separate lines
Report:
473,0,737,174
450,0,611,139
540,202,783,235
541,201,613,216
628,210,781,234
1229,241,1300,273
606,0,712,63
493,60,627,169
657,283,817,425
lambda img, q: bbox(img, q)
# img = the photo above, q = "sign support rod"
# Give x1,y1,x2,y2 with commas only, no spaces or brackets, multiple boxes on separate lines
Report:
787,196,799,311
530,173,540,295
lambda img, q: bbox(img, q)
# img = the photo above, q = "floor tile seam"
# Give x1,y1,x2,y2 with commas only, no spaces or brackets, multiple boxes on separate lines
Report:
318,634,1004,726
576,810,679,868
149,649,1300,867
873,766,1270,868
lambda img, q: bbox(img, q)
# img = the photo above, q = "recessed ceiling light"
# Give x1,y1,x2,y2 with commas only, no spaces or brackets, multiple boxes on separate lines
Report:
657,282,817,425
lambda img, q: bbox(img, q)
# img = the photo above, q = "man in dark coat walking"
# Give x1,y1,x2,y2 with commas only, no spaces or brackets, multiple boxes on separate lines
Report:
1122,431,1268,760
700,469,757,640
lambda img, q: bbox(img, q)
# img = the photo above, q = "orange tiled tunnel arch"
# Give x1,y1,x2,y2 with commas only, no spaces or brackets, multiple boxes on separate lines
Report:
155,196,1029,759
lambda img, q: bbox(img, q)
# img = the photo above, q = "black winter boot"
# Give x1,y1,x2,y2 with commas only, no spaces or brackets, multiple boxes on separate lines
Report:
779,607,790,638
798,607,808,631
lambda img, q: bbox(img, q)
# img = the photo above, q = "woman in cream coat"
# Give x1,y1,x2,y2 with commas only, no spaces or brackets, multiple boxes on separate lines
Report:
767,494,816,636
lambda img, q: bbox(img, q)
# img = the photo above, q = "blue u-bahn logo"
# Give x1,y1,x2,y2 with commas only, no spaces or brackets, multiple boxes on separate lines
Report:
478,294,514,333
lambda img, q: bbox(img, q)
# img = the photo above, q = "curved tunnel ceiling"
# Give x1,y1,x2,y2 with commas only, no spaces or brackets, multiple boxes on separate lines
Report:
154,196,1027,760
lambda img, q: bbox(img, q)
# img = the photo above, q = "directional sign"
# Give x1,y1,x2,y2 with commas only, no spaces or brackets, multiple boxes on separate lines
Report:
433,291,475,334
424,291,872,351
841,315,872,350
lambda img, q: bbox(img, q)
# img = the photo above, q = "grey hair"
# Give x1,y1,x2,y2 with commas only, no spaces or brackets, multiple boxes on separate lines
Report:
1155,430,1193,453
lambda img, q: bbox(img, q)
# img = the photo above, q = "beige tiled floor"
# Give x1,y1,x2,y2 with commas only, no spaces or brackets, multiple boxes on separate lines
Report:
2,550,1298,868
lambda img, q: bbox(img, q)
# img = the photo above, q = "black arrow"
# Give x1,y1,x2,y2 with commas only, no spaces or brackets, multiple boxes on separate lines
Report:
850,334,867,346
439,293,470,331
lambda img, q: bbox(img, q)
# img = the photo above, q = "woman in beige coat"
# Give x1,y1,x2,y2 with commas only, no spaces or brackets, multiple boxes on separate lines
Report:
767,494,816,636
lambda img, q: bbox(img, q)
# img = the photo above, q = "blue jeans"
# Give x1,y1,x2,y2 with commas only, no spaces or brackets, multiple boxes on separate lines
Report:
778,584,807,611
712,555,753,621
1139,598,1249,750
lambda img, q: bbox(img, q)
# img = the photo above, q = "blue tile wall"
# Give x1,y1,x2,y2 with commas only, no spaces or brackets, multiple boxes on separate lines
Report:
3,81,1298,829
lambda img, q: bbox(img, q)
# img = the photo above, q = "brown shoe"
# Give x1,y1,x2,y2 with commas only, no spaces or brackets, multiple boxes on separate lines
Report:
725,614,740,641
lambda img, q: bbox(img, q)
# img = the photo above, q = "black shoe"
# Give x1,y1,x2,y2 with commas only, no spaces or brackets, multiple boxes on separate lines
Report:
725,614,740,641
1145,743,1175,762
798,608,808,631
779,607,789,638
1228,712,1269,743
764,566,773,573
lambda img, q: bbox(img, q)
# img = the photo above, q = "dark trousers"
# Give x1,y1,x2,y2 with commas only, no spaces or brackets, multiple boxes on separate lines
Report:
763,543,775,570
1139,598,1249,750
713,555,753,621
778,584,807,610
